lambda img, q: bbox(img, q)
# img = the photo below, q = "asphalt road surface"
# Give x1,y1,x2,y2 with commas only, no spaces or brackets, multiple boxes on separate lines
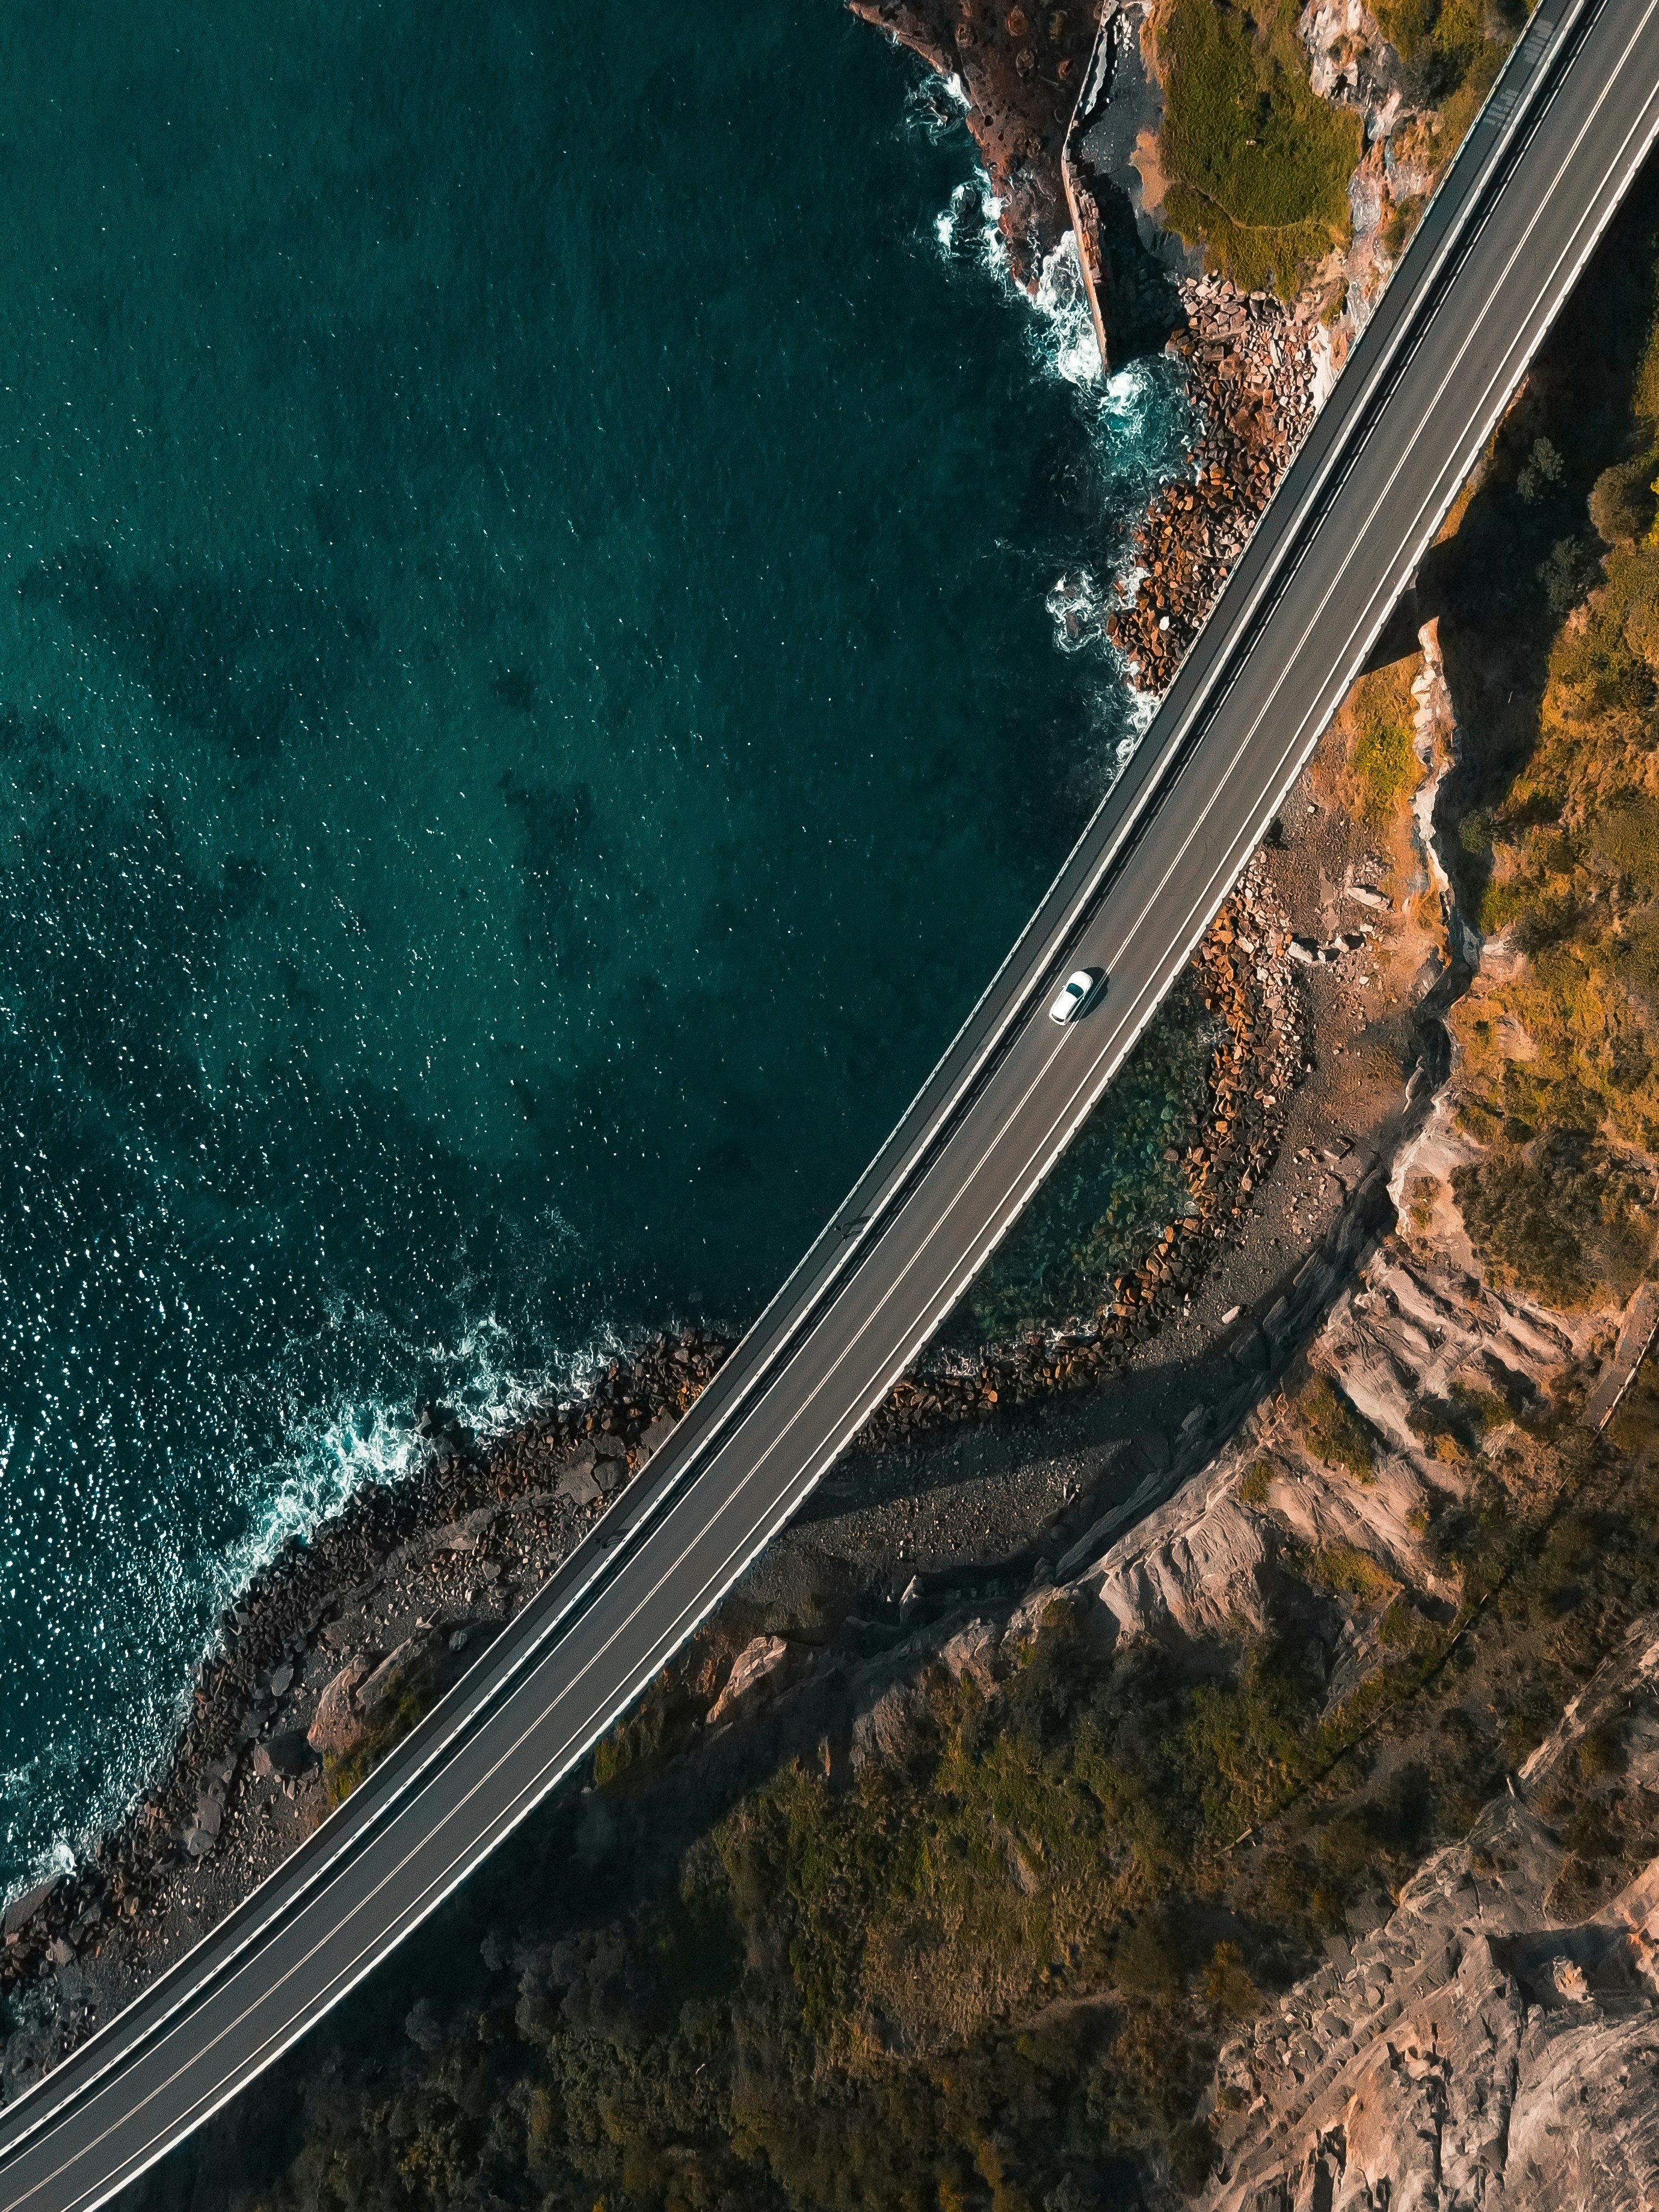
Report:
5,0,1659,2200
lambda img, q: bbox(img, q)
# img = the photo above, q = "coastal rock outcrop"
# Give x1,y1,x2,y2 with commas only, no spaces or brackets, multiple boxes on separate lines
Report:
705,1634,796,1727
847,0,1105,289
307,1655,375,1757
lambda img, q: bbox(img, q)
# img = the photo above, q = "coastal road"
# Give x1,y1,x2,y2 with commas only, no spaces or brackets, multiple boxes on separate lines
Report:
5,0,1659,2201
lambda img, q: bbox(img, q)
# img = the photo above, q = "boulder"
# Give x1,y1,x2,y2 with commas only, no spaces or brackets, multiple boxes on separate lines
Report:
3,1881,55,1938
851,1678,920,1772
556,1450,605,1509
557,1467,603,1509
434,1505,497,1553
706,1634,794,1727
266,1729,319,1782
307,1654,374,1756
353,1630,448,1736
941,1618,1000,1695
638,1414,678,1461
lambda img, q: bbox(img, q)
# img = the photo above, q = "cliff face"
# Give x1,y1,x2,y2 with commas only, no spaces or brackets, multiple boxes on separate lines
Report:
1208,1619,1659,2211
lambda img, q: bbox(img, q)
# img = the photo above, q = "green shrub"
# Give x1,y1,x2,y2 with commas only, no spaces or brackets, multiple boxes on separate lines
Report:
1313,1813,1382,1885
1453,1125,1652,1308
1380,192,1426,262
1203,1940,1261,2016
1299,1378,1376,1482
1353,716,1420,819
1517,435,1565,504
1539,534,1599,617
1374,0,1512,100
1477,878,1533,935
1448,1380,1510,1435
1579,1725,1625,1778
1588,795,1659,891
1589,452,1658,547
1239,1461,1275,1506
1297,1544,1396,1600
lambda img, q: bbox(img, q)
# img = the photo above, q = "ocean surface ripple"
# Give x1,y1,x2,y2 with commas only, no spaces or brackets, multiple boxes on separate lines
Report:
0,0,1189,1899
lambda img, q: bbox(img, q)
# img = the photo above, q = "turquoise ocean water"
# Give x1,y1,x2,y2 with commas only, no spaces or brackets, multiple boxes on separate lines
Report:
0,0,1189,1897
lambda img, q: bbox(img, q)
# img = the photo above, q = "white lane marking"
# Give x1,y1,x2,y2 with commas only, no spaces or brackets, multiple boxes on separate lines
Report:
15,16,1659,2208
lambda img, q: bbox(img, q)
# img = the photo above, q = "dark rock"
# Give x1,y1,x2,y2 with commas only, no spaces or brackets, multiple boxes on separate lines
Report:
266,1730,319,1782
2,1882,55,1939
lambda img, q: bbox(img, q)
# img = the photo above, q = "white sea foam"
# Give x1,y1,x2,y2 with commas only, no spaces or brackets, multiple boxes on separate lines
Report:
904,70,969,144
1031,230,1104,387
935,175,1003,261
1046,568,1109,655
2,1284,692,1908
927,146,1195,781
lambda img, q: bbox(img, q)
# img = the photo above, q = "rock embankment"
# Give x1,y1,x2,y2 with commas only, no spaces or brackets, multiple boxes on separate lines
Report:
1109,276,1320,691
853,850,1307,1453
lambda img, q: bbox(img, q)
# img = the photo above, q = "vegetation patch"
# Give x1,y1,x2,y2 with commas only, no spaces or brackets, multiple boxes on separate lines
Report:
1293,1544,1397,1601
1297,1375,1377,1482
1154,0,1362,294
1352,715,1420,822
1372,0,1518,137
1452,1126,1652,1308
322,1685,429,1809
1239,1459,1275,1506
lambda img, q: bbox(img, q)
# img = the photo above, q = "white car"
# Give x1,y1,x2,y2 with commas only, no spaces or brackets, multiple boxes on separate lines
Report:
1048,967,1103,1025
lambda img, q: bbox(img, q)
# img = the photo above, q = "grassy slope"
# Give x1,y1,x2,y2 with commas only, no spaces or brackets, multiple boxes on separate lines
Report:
1151,0,1519,298
1155,0,1361,294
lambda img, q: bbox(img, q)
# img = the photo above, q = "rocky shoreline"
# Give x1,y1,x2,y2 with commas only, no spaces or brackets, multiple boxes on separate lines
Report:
1109,274,1321,687
2,1335,741,2073
848,0,1107,290
854,853,1308,1450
